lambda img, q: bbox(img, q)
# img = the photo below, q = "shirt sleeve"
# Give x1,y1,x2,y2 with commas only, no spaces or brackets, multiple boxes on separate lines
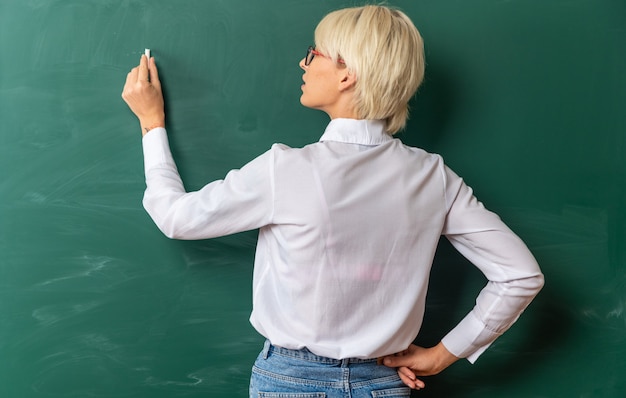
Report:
141,127,274,240
439,165,544,363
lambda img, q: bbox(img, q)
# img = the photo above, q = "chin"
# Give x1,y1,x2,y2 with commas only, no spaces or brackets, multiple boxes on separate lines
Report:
299,94,324,113
299,95,312,109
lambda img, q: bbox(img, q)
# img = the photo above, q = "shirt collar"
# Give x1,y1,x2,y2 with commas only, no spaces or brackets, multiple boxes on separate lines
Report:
319,119,392,146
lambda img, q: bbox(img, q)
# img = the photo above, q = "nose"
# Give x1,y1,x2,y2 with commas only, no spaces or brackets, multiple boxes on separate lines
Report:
299,57,307,70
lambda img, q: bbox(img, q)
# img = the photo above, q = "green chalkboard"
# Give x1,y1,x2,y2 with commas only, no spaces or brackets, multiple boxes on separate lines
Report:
1,0,624,397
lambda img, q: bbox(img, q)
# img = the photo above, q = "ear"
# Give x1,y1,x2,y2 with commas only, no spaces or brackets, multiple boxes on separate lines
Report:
338,69,357,92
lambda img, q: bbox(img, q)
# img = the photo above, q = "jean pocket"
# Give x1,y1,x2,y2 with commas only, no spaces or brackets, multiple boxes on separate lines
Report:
258,394,326,398
371,387,411,397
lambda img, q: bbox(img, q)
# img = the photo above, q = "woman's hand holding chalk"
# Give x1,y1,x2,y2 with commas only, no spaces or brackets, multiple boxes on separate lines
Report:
122,49,165,135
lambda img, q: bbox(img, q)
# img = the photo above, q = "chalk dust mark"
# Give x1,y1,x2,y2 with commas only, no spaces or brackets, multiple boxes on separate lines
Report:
35,255,116,287
32,301,101,327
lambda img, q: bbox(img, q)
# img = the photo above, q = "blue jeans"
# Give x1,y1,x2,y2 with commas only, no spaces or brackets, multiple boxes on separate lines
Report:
250,340,410,398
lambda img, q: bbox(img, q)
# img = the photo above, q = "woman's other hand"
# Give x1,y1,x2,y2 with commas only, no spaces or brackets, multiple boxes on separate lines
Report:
382,343,459,390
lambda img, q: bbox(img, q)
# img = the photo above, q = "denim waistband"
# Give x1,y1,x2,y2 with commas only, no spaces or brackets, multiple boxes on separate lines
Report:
262,340,378,366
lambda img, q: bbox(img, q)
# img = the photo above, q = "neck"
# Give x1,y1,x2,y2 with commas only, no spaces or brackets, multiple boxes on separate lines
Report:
325,98,358,120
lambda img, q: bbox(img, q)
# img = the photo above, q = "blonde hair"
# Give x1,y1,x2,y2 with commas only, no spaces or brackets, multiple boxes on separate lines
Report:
314,5,425,134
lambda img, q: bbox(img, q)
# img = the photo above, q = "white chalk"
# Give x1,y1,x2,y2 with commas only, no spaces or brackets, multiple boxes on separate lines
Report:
145,48,150,59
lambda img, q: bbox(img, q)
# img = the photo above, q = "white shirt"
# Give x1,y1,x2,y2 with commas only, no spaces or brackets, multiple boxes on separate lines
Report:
142,119,544,362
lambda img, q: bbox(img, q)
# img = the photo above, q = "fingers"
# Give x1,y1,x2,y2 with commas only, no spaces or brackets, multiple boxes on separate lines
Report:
383,354,410,368
398,367,425,390
122,57,143,100
148,57,161,90
399,374,425,390
398,366,416,380
122,55,160,99
123,67,136,93
122,65,140,103
382,344,422,368
138,54,149,82
398,372,414,388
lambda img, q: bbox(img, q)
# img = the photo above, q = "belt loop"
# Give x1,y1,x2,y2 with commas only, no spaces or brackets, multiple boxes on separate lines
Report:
262,339,271,359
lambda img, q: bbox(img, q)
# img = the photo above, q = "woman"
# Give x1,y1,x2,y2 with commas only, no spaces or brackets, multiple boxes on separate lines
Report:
122,5,544,397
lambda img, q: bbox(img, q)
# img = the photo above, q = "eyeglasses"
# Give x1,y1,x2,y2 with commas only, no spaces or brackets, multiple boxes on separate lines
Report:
305,46,345,66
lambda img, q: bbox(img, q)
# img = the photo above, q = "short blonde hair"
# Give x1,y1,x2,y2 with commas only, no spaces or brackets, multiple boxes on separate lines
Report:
314,5,425,134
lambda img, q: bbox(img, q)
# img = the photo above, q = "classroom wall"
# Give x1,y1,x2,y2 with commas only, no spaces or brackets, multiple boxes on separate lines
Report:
1,0,624,397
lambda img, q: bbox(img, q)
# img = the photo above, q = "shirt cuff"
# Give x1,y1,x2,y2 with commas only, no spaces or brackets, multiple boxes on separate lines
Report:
142,127,176,171
440,311,501,364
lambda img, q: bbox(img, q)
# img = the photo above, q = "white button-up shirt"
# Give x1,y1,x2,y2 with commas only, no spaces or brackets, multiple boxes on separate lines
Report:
142,118,543,362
